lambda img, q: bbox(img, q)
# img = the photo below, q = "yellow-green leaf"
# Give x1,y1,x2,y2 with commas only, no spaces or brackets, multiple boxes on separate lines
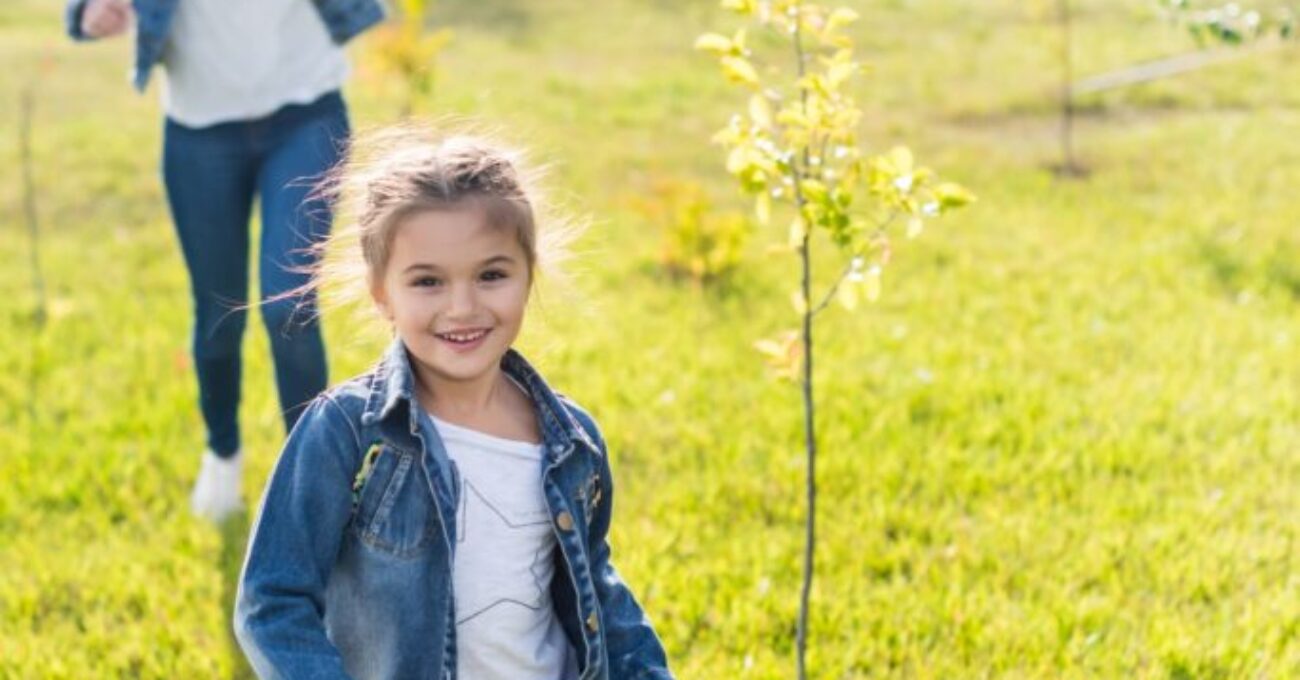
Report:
726,145,750,174
906,215,924,239
749,93,773,128
721,56,760,87
837,279,859,310
694,33,733,55
721,0,757,16
886,146,914,175
865,265,882,302
935,182,977,210
790,288,808,315
732,27,748,52
801,179,828,202
826,61,857,89
776,105,811,128
826,7,860,32
788,216,808,248
753,329,802,382
754,338,785,357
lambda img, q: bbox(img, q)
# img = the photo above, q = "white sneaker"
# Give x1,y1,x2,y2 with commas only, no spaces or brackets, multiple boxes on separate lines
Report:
190,448,243,522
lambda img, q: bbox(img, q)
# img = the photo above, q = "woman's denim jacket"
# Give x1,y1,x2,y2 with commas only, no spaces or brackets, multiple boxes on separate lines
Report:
234,339,673,680
63,0,385,91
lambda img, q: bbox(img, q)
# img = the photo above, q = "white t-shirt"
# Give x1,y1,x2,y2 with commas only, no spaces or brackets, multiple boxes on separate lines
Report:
430,413,579,680
161,0,349,128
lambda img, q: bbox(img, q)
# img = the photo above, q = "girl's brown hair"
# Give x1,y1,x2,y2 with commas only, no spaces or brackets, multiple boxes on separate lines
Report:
302,123,579,336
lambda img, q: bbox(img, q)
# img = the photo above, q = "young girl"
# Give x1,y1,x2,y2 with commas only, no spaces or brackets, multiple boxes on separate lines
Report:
233,129,673,680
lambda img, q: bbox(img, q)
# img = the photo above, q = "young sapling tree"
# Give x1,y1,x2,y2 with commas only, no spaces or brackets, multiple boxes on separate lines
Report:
696,2,974,676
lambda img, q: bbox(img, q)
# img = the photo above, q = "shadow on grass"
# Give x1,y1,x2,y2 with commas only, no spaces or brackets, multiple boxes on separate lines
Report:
218,510,254,680
1196,230,1300,303
1266,250,1300,300
1197,233,1247,297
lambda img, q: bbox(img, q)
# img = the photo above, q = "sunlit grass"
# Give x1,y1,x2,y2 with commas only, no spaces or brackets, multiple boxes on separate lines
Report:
2,0,1297,677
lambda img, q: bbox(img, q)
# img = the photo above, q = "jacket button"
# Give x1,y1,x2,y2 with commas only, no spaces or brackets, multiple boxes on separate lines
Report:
556,511,574,531
586,611,599,632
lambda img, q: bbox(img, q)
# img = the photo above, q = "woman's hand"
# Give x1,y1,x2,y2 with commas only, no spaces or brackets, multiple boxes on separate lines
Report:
80,0,134,39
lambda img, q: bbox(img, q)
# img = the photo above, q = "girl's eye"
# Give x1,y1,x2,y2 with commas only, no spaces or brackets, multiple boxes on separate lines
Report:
412,276,442,288
480,269,508,282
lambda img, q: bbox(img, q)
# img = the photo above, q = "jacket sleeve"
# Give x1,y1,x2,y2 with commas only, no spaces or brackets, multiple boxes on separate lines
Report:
312,0,387,45
234,394,361,680
64,0,92,40
568,404,675,680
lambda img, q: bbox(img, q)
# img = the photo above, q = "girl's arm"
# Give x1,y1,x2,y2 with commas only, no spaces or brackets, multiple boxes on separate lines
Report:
234,395,361,680
569,406,675,680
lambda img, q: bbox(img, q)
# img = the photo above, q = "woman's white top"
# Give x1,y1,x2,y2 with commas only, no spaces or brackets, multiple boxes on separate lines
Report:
160,0,349,128
430,413,579,680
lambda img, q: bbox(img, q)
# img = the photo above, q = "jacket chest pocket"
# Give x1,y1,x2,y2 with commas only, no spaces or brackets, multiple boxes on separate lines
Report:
351,445,438,558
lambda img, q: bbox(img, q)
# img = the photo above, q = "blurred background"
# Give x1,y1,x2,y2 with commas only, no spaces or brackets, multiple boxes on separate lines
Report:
2,0,1298,677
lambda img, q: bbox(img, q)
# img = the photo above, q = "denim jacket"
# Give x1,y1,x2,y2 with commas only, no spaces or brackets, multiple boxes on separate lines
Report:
63,0,386,91
234,339,673,680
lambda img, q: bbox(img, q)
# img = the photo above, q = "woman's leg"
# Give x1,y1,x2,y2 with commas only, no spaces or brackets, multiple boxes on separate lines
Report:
162,118,257,458
256,91,350,435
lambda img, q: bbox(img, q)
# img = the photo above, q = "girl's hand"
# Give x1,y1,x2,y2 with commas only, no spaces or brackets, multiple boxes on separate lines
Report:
80,0,134,39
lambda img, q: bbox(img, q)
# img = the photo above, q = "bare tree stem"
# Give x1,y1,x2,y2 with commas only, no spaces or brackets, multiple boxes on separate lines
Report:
790,6,816,679
1059,0,1077,173
20,70,48,452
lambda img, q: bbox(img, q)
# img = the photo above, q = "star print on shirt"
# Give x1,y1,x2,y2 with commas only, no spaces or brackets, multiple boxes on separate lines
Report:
454,479,556,625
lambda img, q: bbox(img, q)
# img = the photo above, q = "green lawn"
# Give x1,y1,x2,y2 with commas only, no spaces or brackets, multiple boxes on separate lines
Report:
2,0,1298,677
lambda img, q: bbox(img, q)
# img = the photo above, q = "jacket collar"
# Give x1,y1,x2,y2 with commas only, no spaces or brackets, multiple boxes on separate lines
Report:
360,338,599,459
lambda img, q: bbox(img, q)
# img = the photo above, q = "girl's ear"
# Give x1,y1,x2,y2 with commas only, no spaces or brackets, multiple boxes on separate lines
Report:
369,278,393,322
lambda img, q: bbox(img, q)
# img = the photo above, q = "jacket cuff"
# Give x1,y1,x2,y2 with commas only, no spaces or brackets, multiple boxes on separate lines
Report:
65,0,92,41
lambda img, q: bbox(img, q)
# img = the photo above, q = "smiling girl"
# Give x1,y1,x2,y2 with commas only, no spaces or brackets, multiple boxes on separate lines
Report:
233,129,673,680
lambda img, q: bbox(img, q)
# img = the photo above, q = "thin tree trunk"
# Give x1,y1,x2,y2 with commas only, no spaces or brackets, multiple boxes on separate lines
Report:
796,233,817,680
790,5,816,678
1059,0,1078,174
20,73,48,450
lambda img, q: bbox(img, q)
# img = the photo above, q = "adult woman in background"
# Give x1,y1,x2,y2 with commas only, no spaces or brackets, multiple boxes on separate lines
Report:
66,0,386,521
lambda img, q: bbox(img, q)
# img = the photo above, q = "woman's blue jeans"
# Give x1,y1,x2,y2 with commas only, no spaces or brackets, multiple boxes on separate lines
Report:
162,91,349,458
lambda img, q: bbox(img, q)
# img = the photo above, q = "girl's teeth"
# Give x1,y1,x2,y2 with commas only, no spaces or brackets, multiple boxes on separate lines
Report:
442,330,485,342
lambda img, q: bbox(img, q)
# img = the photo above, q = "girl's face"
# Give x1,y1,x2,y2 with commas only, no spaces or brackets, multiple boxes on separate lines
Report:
371,206,531,391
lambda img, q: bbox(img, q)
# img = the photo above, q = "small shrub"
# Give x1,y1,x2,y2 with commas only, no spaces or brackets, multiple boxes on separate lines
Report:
362,0,454,117
637,179,751,284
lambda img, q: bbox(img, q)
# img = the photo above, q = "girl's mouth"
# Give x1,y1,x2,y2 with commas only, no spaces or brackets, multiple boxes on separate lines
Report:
435,328,491,352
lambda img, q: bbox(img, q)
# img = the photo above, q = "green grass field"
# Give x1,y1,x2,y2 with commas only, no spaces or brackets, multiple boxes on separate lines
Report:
3,0,1299,677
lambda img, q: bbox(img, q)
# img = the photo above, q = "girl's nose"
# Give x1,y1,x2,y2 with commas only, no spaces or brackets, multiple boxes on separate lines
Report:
448,284,477,317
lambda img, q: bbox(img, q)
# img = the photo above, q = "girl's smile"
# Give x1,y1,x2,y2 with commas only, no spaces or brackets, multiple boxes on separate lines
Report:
435,327,492,352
